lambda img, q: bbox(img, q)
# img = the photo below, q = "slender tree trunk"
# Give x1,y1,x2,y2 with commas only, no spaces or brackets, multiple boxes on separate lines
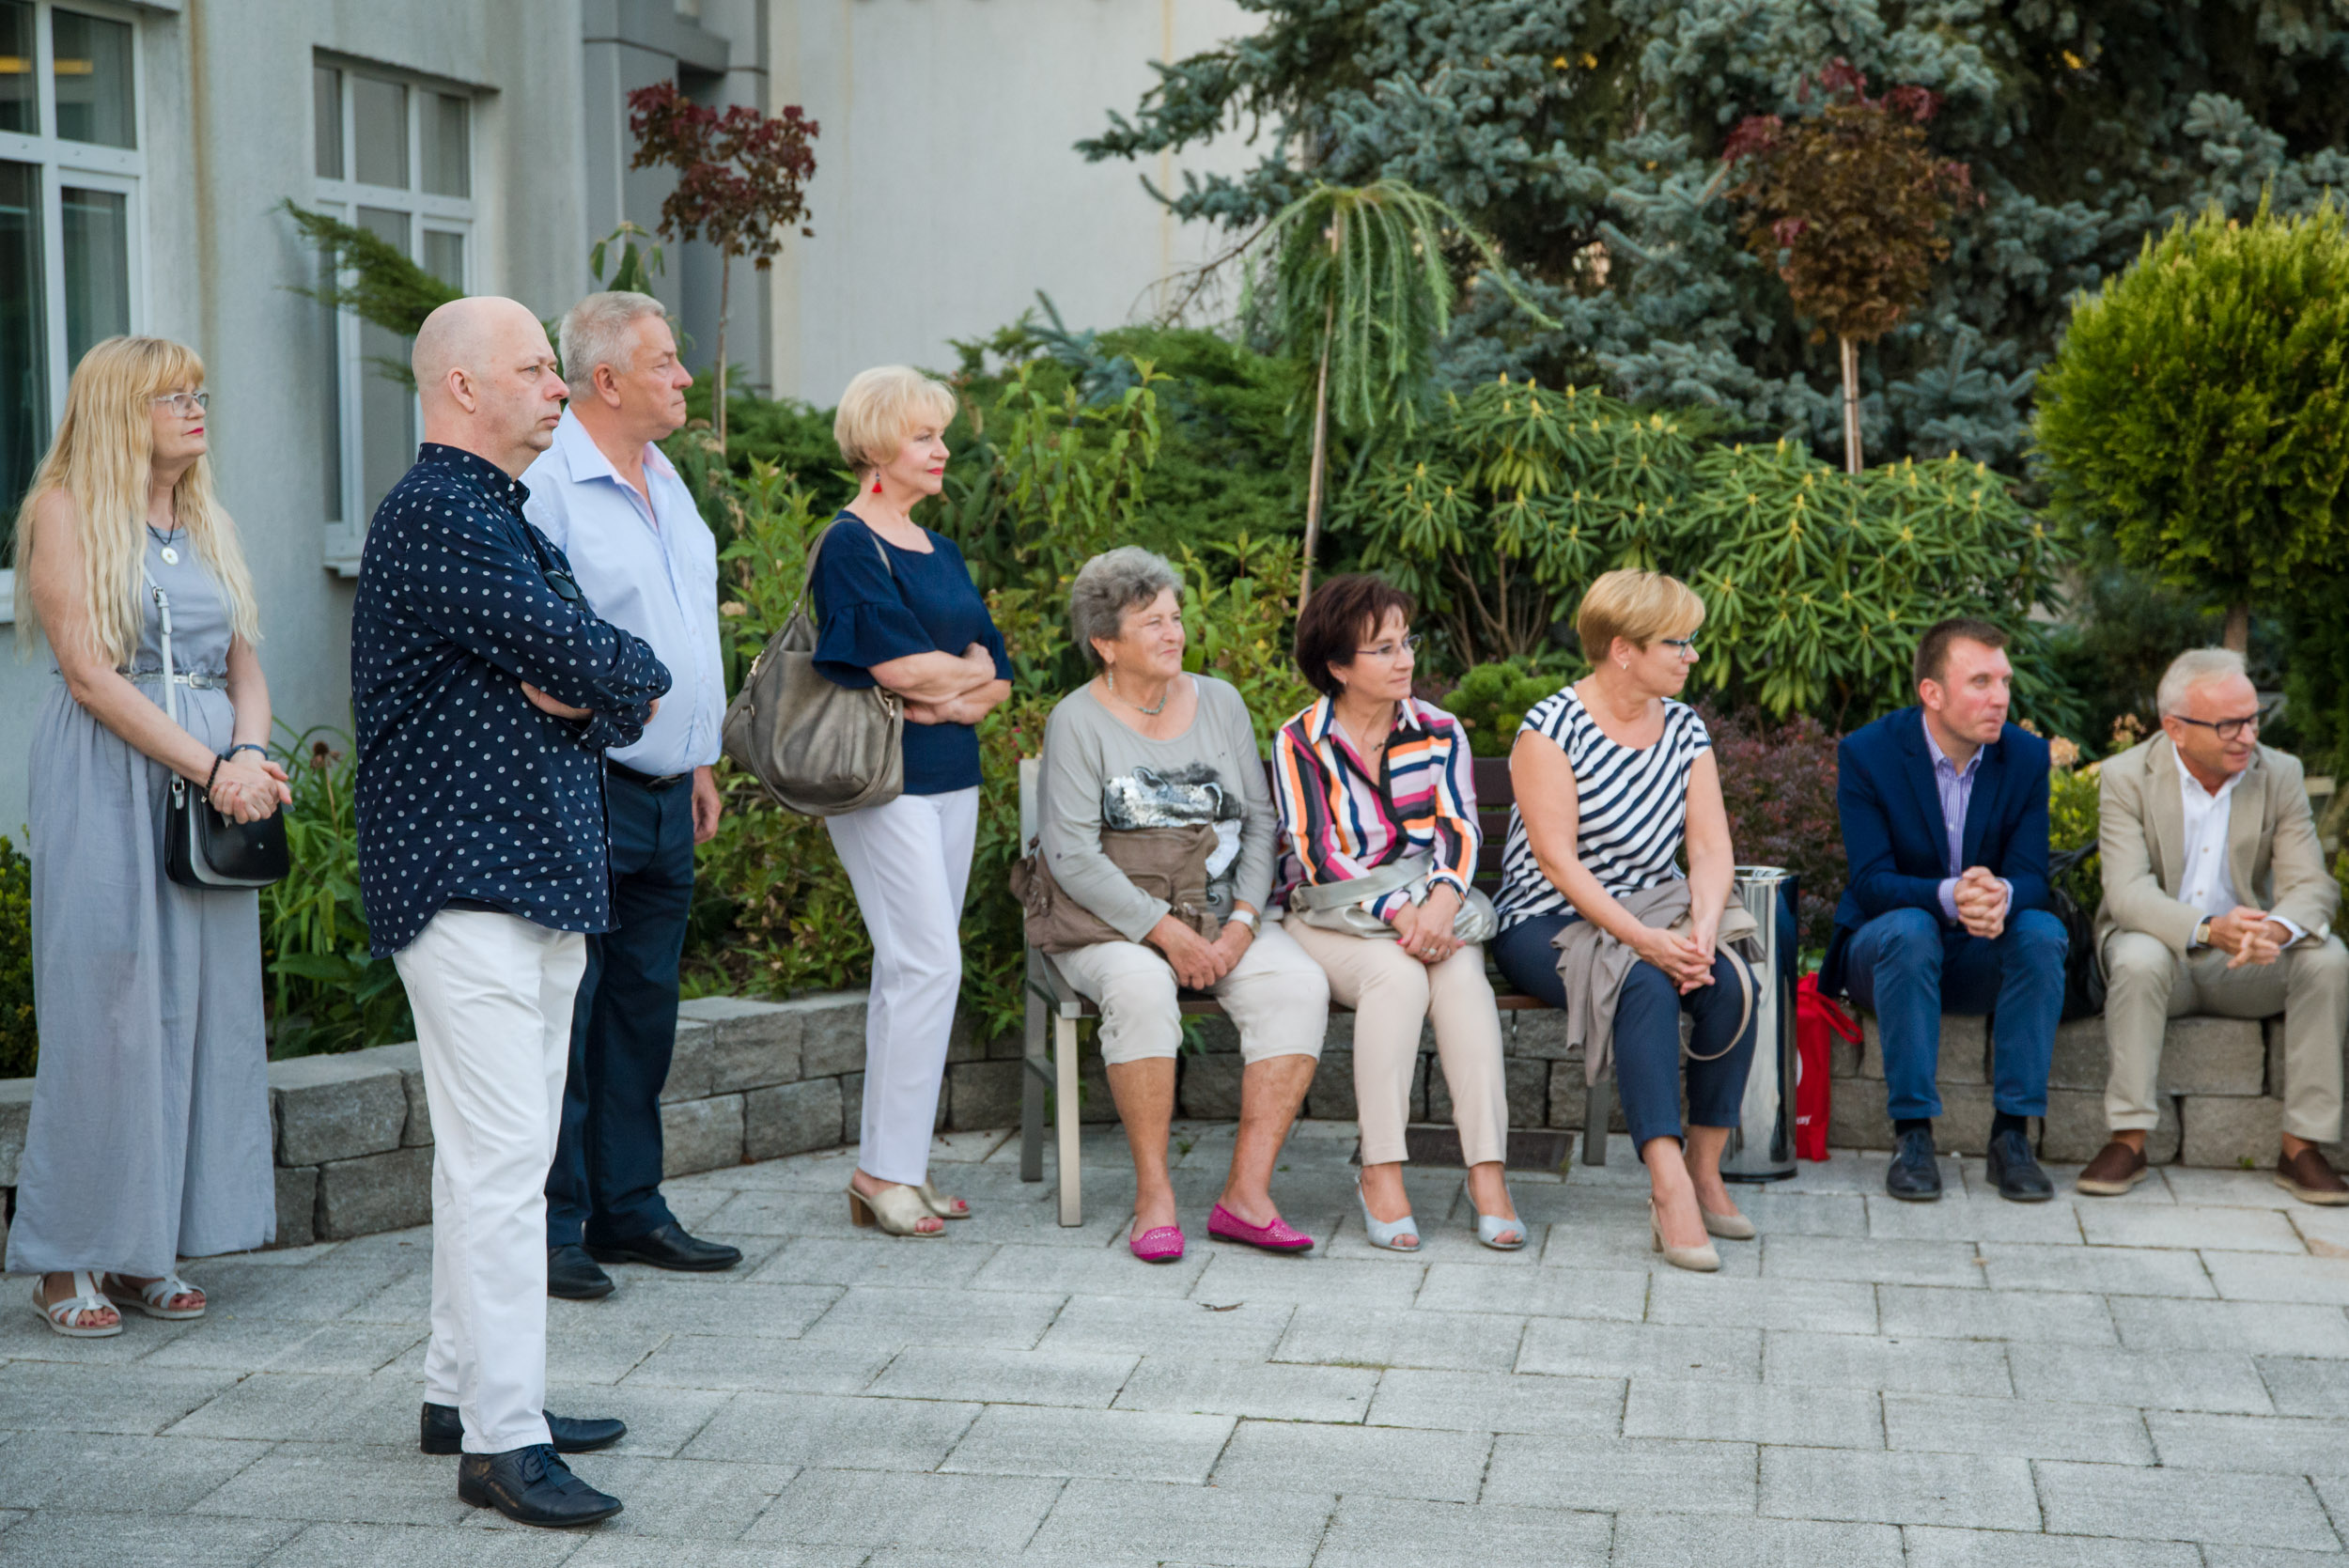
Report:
1839,334,1863,475
1298,294,1336,607
714,251,733,451
2224,602,2249,653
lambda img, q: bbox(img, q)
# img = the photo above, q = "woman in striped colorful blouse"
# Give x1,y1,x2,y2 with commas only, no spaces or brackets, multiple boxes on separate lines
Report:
1273,576,1523,1252
1491,570,1754,1271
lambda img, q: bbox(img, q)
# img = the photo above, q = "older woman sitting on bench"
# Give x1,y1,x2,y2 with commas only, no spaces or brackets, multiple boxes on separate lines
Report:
1036,548,1330,1265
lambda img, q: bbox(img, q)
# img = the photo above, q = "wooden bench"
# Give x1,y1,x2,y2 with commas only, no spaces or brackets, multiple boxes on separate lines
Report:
1014,754,1614,1224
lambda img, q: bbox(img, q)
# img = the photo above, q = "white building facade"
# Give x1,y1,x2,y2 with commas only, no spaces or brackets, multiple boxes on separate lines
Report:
0,0,1253,824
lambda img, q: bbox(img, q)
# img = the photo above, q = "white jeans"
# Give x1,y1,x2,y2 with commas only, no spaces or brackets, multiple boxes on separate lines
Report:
826,787,978,1184
1053,919,1330,1066
394,909,584,1454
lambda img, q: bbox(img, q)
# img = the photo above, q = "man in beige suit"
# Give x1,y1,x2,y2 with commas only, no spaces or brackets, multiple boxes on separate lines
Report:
2081,648,2348,1203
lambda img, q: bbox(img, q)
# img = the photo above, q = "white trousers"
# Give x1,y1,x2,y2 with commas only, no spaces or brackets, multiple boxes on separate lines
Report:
1054,919,1330,1066
826,787,978,1185
395,909,584,1454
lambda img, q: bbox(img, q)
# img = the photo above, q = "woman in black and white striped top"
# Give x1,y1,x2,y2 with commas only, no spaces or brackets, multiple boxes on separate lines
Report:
1491,570,1756,1268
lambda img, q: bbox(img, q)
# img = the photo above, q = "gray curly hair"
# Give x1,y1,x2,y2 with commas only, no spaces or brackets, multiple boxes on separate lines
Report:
1069,547,1183,669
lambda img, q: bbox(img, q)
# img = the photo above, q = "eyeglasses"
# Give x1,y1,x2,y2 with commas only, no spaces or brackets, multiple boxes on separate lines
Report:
152,392,210,416
1659,637,1698,657
1356,632,1423,661
2172,711,2263,741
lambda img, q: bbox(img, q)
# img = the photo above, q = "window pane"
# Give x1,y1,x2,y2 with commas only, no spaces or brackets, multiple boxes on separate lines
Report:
421,229,463,291
350,76,408,189
421,93,468,197
51,9,134,149
355,206,412,520
0,2,35,137
313,66,343,180
61,186,128,370
0,162,43,560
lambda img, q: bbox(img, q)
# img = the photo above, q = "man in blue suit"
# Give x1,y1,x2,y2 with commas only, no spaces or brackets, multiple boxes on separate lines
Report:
1822,618,2064,1202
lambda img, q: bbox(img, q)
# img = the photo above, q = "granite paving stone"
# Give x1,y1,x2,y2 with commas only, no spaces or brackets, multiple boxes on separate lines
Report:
1112,1357,1377,1423
9,1132,2348,1561
1209,1418,1494,1502
1880,1392,2155,1464
941,1404,1235,1483
1622,1377,1884,1449
1758,1448,2039,1529
2033,1459,2341,1548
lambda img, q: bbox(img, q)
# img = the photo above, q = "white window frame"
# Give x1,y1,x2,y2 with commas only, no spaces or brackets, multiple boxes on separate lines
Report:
313,55,474,575
0,0,147,620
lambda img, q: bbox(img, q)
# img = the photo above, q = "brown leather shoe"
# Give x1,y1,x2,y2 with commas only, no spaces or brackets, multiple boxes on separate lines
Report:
2276,1146,2349,1206
2075,1140,2151,1197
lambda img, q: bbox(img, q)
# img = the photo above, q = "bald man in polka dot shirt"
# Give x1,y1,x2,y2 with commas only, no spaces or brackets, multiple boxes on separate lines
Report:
353,298,668,1529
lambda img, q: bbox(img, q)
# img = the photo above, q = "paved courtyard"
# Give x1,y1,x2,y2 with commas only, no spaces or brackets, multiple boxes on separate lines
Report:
3,1123,2349,1566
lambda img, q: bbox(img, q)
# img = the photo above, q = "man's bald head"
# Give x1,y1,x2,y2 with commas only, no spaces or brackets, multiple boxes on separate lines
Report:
413,296,568,477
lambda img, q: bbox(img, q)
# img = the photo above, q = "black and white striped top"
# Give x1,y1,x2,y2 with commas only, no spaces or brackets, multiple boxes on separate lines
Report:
1495,686,1712,928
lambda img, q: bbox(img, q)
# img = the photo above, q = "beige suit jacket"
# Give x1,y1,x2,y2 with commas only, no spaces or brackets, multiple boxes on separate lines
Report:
2094,736,2339,960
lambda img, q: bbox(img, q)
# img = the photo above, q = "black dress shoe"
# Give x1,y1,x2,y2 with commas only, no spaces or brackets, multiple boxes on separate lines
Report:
458,1443,622,1528
1985,1126,2055,1203
586,1221,742,1273
548,1244,615,1300
1886,1127,1943,1202
420,1403,626,1456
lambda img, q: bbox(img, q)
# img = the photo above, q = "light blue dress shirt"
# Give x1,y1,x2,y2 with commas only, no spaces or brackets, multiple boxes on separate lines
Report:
1922,712,2011,925
521,410,723,777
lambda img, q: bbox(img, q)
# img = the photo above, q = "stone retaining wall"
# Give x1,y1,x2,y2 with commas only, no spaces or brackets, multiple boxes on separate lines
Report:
0,992,2325,1251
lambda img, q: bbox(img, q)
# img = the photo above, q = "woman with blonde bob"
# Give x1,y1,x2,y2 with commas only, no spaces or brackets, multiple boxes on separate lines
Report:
813,365,1011,1236
7,336,289,1334
1491,569,1759,1272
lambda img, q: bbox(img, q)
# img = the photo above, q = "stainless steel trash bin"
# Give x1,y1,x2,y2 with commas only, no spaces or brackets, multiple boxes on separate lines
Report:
1721,865,1796,1182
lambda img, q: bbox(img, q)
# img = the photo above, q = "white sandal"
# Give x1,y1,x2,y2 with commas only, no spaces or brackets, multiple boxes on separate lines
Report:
34,1271,123,1338
102,1271,207,1320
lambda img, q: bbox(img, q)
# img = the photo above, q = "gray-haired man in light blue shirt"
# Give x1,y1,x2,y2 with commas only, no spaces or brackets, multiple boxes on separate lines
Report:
522,291,739,1299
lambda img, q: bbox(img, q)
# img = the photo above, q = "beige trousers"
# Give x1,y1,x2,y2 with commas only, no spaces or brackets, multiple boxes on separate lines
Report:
1053,918,1330,1067
1286,918,1508,1168
2103,929,2349,1142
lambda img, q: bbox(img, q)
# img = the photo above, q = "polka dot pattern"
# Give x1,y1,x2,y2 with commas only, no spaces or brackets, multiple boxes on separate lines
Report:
351,443,673,956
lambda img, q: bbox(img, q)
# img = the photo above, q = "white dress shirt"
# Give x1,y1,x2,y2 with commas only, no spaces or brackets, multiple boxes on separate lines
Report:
521,410,724,778
2178,764,2303,946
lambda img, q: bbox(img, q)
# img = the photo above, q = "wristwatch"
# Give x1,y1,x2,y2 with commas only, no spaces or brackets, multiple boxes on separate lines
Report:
1227,908,1259,933
2192,917,2212,948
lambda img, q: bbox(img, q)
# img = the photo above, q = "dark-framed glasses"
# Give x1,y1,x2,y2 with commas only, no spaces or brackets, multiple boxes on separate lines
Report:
1357,632,1423,661
2173,711,2263,741
1659,636,1699,657
152,391,210,415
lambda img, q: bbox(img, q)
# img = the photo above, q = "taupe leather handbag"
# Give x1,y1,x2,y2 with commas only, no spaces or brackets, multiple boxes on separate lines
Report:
721,522,905,817
1010,826,1225,955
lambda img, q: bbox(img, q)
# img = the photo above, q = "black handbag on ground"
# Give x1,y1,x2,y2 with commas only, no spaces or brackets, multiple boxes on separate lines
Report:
2046,839,2105,1020
147,570,288,891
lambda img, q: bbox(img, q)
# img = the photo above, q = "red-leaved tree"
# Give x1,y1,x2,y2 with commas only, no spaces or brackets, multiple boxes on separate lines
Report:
1722,62,1976,473
627,84,817,448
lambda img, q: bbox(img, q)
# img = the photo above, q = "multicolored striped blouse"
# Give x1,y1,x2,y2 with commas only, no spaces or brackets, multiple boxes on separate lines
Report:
1271,695,1481,923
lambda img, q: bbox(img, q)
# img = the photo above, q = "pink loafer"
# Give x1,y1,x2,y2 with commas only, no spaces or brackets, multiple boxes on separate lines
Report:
1129,1224,1186,1264
1206,1203,1315,1253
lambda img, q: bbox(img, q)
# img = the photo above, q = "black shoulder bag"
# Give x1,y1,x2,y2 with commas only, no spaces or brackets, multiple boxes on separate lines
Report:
2046,838,2106,1020
147,569,289,890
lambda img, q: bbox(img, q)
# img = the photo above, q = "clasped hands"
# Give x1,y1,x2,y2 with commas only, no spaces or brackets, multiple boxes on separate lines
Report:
1631,910,1721,996
206,753,292,824
1390,885,1464,966
1148,909,1256,991
2205,905,2294,969
1952,865,2009,939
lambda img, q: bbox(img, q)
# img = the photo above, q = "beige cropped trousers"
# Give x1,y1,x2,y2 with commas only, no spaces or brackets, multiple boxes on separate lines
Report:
1286,919,1508,1168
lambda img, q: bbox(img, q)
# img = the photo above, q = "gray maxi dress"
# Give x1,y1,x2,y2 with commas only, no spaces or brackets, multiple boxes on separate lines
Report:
5,534,276,1277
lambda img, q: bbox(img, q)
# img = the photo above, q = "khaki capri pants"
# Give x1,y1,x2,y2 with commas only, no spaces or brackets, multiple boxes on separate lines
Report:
1285,919,1509,1169
1054,918,1330,1066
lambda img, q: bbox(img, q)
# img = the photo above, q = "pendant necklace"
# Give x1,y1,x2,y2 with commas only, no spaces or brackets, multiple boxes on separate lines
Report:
1107,669,1170,717
148,521,182,566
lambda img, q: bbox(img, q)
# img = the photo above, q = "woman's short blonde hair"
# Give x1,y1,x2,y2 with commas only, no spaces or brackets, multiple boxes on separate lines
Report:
833,365,958,473
1576,568,1704,663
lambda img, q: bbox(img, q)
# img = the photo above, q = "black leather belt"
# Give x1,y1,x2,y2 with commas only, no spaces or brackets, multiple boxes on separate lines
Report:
607,760,688,792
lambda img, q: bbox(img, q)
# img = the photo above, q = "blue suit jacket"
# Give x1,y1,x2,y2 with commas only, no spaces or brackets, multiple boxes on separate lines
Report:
1819,706,2052,999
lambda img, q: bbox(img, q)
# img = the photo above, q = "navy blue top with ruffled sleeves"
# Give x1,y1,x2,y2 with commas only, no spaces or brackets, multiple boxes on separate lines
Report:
809,511,1010,795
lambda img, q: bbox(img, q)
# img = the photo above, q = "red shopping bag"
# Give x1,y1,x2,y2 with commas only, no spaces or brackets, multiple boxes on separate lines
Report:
1795,973,1861,1161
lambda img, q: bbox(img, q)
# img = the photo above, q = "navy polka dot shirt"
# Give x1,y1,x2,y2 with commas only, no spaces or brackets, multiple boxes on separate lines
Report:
353,443,673,956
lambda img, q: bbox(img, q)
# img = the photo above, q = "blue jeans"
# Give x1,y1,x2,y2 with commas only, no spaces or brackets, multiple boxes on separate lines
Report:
1843,906,2065,1123
546,769,696,1248
1492,911,1765,1146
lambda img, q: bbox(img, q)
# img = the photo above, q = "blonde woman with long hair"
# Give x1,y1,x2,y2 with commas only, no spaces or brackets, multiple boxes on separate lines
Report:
6,336,289,1336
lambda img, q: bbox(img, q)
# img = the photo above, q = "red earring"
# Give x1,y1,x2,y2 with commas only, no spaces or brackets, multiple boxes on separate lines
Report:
871,476,883,494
